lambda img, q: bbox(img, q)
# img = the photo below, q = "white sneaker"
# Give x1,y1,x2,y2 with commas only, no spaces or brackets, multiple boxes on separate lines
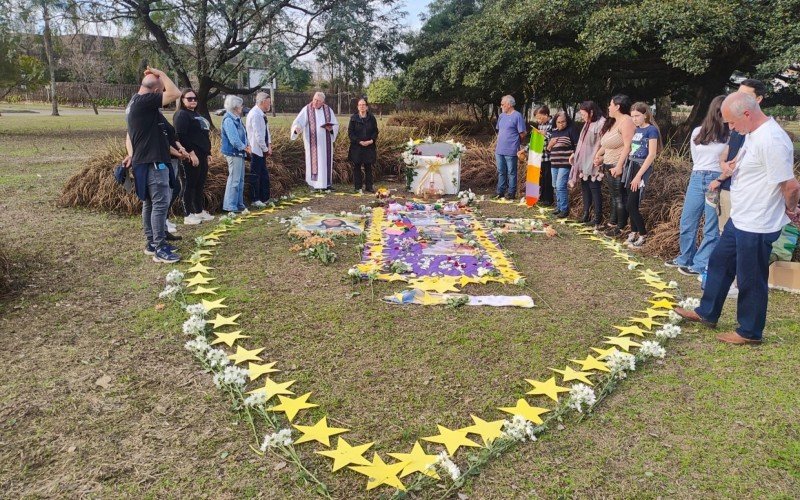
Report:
184,214,202,225
252,201,266,208
198,210,214,221
241,208,251,215
626,232,637,243
166,219,177,233
728,281,739,297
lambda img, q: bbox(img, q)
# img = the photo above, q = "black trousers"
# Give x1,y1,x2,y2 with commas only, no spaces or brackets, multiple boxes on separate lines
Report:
183,154,209,215
539,160,554,204
353,162,373,191
248,153,271,202
604,163,628,228
581,178,602,223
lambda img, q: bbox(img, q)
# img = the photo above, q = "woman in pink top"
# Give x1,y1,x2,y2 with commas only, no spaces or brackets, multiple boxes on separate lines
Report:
594,94,635,237
569,100,606,226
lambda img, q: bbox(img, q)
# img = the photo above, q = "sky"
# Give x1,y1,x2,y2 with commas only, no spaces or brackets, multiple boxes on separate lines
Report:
402,0,432,29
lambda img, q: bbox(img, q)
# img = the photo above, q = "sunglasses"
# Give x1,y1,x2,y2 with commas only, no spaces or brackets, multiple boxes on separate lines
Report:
184,96,197,102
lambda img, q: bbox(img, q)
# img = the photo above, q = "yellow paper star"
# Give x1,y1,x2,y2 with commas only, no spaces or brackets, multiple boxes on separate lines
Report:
188,256,211,264
294,416,348,446
201,297,227,312
388,442,440,479
651,291,676,300
207,313,240,329
349,453,408,491
550,366,594,385
590,346,620,359
200,239,220,247
248,377,295,400
203,233,221,241
186,262,214,274
640,308,670,319
190,286,218,295
227,345,264,365
524,376,569,402
629,316,663,329
376,273,408,282
458,275,476,287
497,398,550,424
421,425,481,455
604,336,642,352
270,392,318,422
193,249,213,256
247,362,279,381
316,438,373,471
649,298,677,310
211,330,249,347
645,281,672,291
569,355,610,373
613,325,648,337
461,415,506,446
185,273,214,287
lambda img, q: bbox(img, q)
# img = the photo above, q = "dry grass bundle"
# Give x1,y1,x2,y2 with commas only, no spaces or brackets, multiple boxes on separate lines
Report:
386,111,492,137
59,126,413,215
460,138,499,188
0,244,10,294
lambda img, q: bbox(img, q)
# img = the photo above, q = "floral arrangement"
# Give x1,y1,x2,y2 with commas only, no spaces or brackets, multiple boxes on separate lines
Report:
457,188,476,206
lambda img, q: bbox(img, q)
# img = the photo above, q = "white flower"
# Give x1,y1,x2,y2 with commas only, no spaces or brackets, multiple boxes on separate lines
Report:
205,348,230,369
244,392,267,408
477,266,489,277
668,280,679,289
182,315,207,336
568,383,597,413
627,263,637,270
435,451,461,480
165,270,185,286
677,297,701,309
212,365,249,388
424,136,433,143
606,351,636,379
502,415,537,442
299,207,313,217
185,303,207,318
184,336,210,354
260,428,294,450
159,284,181,299
667,310,682,324
639,340,666,359
655,323,682,339
347,267,360,277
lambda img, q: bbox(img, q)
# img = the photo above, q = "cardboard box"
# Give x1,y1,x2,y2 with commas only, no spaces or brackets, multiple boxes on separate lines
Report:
768,261,800,293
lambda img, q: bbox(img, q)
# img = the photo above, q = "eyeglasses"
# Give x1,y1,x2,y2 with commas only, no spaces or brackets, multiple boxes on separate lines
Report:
184,97,197,102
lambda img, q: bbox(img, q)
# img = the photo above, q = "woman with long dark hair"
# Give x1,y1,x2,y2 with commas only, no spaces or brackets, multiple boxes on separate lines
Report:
348,98,379,192
174,88,214,224
594,94,635,237
667,95,729,273
624,102,661,249
569,100,606,226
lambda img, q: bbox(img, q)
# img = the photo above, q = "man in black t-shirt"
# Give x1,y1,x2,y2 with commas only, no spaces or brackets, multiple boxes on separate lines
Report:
124,67,182,263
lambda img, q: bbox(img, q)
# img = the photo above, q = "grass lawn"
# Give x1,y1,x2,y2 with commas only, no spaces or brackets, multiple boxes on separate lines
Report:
0,113,798,498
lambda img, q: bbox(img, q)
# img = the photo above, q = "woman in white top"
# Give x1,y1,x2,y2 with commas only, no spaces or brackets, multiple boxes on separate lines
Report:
667,95,729,275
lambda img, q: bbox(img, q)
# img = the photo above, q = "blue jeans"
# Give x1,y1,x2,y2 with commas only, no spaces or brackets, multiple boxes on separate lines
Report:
695,220,781,340
142,164,171,248
676,170,720,272
495,154,518,197
223,155,246,212
551,167,570,212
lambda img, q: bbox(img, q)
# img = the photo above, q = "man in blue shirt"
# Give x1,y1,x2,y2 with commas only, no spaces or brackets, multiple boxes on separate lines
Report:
494,95,527,200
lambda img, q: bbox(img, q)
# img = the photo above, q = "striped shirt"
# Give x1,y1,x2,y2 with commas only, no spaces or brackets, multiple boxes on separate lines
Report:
537,122,553,162
548,127,579,168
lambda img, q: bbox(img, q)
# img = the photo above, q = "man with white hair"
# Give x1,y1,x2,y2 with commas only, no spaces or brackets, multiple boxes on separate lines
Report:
494,94,527,200
125,66,182,264
246,92,272,207
291,92,339,190
675,91,800,344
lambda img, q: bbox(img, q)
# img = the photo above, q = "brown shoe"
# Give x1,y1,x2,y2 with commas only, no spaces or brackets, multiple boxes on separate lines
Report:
673,307,718,328
716,331,762,345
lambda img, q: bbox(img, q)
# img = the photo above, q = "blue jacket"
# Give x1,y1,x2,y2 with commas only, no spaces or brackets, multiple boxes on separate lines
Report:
221,111,248,157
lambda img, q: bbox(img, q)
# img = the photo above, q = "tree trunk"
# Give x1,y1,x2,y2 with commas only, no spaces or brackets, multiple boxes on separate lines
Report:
42,2,59,117
81,84,98,114
195,78,216,129
674,70,732,144
655,94,673,142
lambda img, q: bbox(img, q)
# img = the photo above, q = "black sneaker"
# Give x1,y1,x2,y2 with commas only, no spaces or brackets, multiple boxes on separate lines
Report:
678,266,700,276
604,226,622,237
664,259,680,268
165,232,182,241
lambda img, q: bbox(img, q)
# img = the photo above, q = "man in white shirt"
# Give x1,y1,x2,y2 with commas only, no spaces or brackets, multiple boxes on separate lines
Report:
245,92,272,207
676,92,800,344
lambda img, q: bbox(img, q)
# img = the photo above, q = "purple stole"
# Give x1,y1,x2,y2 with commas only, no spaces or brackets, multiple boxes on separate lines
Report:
306,103,333,182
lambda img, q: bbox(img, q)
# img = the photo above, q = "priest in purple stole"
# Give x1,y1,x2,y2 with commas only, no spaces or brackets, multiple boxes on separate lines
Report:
291,91,340,189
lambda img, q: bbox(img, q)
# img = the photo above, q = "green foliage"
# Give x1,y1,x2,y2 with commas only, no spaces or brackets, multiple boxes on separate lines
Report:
366,78,399,105
0,32,46,98
763,105,798,121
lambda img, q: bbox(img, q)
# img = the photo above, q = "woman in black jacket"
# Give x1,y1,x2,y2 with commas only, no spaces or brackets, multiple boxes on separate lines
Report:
348,98,379,192
173,88,213,224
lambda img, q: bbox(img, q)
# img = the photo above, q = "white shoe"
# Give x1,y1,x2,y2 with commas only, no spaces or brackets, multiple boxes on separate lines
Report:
198,210,214,221
241,208,251,215
184,214,202,225
166,219,178,233
626,232,637,243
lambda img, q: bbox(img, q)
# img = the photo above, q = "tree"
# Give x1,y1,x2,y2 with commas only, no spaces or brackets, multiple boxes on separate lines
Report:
84,0,394,119
0,12,46,115
366,77,399,114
